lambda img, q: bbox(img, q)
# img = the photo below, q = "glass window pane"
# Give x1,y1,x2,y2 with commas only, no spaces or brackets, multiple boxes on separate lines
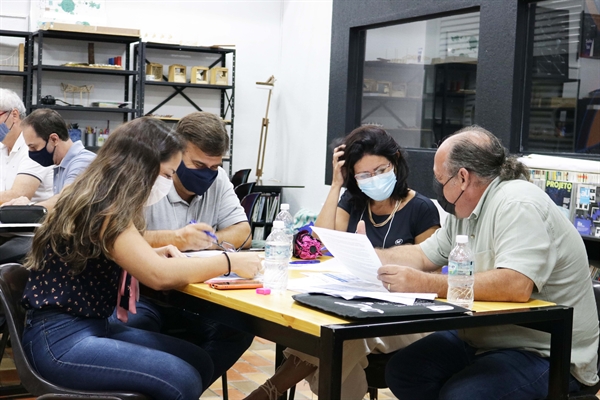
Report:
524,0,600,154
361,11,480,149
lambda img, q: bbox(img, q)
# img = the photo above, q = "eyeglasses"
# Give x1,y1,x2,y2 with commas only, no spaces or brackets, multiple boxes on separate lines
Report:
354,163,391,181
210,230,253,253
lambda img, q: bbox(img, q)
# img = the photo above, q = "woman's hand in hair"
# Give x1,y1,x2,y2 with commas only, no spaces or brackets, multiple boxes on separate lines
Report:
332,144,346,188
228,252,262,279
154,244,184,258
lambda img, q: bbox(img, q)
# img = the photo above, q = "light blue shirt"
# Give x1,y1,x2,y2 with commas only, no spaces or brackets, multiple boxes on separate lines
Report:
53,140,96,194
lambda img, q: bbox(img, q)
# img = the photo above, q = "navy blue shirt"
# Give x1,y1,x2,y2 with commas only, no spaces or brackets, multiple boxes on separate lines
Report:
338,191,440,248
22,244,121,318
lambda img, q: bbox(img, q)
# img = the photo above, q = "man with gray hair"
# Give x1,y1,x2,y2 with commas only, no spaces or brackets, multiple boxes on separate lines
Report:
377,125,599,399
113,111,253,387
0,89,53,263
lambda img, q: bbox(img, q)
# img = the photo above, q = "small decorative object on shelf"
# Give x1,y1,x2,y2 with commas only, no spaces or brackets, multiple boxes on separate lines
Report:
18,43,24,72
391,82,407,98
210,67,229,85
68,123,81,142
376,81,391,95
0,43,25,72
191,66,209,84
363,79,377,93
168,64,186,83
61,83,93,106
108,56,122,66
146,63,163,81
61,62,123,70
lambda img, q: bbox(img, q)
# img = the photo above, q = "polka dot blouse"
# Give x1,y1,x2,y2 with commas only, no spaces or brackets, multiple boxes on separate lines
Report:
22,244,121,318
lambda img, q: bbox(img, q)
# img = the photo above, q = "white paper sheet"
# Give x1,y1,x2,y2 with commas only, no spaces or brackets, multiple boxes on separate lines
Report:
287,272,436,305
312,226,381,285
184,250,224,258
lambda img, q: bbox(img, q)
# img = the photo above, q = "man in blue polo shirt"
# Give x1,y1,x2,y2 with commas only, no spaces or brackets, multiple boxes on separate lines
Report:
6,108,95,210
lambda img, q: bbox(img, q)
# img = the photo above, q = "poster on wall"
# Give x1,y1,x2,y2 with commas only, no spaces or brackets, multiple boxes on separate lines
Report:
580,0,600,59
580,12,600,59
29,0,107,30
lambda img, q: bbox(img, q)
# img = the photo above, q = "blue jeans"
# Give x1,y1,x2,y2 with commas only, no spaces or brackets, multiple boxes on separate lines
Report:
385,330,582,400
109,296,254,385
23,308,213,400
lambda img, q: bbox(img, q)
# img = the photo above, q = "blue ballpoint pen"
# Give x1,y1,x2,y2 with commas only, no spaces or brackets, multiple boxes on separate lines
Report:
189,220,219,244
204,230,219,242
289,260,320,264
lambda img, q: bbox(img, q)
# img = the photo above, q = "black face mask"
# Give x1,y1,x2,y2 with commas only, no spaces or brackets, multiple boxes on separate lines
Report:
176,161,218,196
29,140,55,167
433,174,464,216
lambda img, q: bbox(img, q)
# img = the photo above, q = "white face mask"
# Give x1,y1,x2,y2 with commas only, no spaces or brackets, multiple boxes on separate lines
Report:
145,175,173,207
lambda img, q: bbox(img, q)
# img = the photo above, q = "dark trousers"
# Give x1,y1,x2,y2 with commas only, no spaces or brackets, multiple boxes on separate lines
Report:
0,236,32,264
385,330,582,400
110,296,254,386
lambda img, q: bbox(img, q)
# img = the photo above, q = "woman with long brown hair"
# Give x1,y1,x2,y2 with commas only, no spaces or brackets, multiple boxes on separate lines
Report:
21,117,260,399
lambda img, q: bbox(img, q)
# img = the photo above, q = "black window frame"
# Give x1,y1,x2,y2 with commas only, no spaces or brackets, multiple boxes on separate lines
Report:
327,0,594,198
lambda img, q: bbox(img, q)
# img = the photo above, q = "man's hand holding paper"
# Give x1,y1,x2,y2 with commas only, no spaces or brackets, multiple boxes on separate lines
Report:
310,226,436,304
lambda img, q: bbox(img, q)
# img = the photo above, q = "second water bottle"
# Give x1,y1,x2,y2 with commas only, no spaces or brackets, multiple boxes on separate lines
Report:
263,220,292,294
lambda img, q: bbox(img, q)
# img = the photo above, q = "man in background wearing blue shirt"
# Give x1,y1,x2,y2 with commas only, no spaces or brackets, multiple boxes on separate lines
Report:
6,108,96,211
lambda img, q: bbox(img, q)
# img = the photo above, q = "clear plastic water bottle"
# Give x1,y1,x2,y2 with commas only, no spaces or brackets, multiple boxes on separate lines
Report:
447,235,474,309
274,203,294,253
263,220,292,294
274,203,294,240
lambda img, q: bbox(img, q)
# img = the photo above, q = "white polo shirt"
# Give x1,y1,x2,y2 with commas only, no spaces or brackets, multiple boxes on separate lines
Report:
0,133,53,202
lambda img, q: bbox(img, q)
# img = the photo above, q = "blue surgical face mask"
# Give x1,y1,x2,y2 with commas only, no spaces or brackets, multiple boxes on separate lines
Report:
176,161,218,196
0,110,14,142
356,169,397,201
28,140,55,167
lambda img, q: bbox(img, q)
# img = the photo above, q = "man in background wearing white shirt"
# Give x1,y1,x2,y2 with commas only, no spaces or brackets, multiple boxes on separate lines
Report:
0,89,53,263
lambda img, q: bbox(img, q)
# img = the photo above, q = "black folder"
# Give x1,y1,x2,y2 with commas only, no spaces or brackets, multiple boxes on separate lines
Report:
292,293,470,320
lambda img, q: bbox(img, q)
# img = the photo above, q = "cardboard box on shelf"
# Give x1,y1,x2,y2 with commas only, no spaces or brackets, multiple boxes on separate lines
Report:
550,97,577,108
39,22,140,37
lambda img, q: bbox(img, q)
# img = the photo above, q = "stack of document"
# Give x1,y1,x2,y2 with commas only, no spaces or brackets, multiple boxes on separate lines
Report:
290,227,436,305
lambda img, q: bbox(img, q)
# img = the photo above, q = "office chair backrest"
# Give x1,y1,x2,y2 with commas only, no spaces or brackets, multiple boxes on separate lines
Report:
231,169,252,188
566,280,600,400
235,182,256,202
240,192,261,221
0,263,148,399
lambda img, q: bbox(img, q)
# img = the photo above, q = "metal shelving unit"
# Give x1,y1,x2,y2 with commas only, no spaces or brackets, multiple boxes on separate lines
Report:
0,30,32,110
133,42,236,176
30,29,140,122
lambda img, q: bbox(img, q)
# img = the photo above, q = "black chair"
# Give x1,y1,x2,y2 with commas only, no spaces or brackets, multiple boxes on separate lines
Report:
286,350,393,400
235,182,256,202
231,169,252,188
566,280,600,399
363,352,396,400
0,263,149,400
240,192,261,221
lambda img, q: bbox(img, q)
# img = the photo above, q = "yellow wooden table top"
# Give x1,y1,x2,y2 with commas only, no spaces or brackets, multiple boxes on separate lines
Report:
179,266,556,337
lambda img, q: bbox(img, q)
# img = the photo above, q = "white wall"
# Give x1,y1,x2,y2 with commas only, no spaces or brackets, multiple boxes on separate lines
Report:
1,0,334,217
106,0,333,216
272,0,333,215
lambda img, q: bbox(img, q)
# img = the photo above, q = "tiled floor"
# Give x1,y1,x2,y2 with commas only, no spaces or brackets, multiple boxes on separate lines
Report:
3,338,597,400
200,337,396,400
0,337,396,400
